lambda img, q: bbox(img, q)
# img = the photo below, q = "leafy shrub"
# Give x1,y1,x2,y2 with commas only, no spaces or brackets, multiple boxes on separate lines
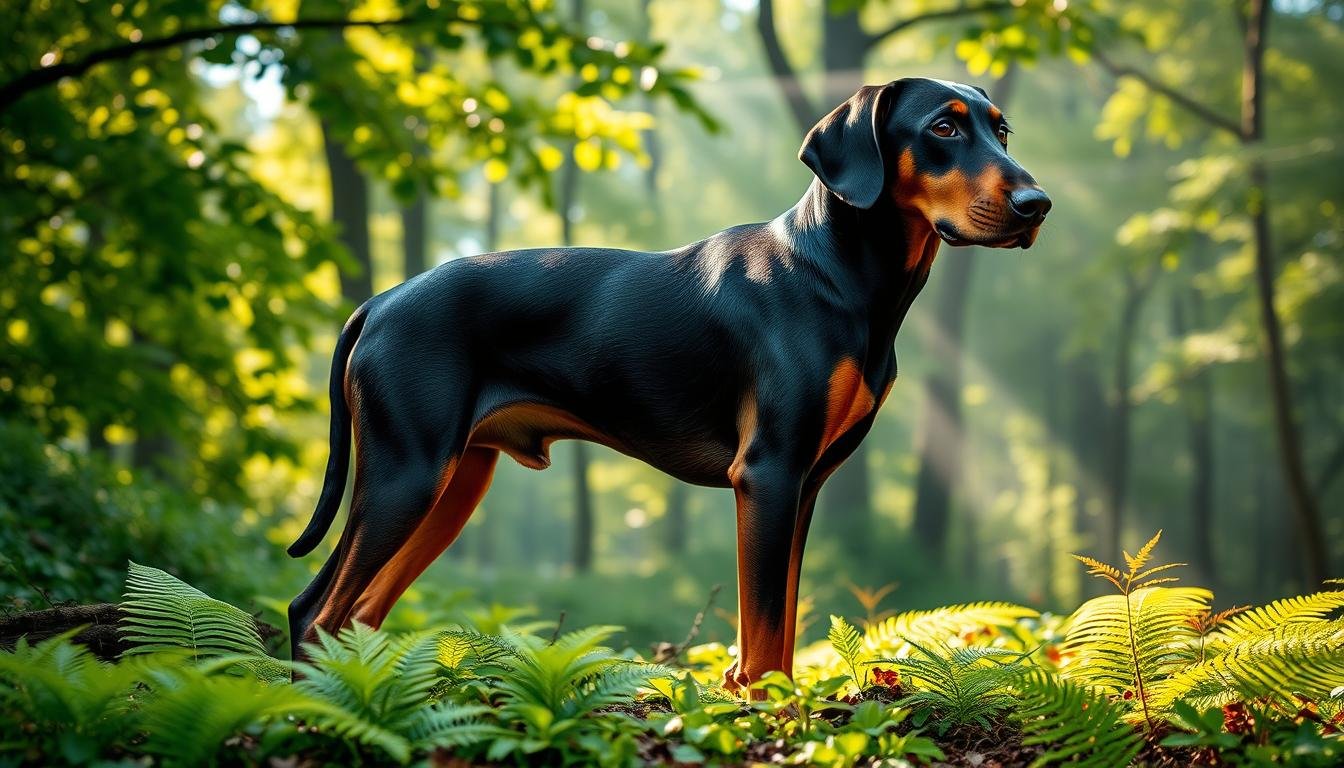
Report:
0,420,280,611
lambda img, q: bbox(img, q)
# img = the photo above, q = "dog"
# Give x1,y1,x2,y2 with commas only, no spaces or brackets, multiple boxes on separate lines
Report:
286,77,1049,691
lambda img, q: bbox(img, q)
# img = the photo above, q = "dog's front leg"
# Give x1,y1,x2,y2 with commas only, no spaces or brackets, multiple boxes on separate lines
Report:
724,457,805,696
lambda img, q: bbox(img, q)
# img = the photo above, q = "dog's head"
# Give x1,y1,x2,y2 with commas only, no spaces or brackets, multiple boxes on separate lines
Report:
800,78,1049,249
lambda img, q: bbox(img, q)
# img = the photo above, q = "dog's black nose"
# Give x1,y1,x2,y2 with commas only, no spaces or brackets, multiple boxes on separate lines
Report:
1008,187,1052,223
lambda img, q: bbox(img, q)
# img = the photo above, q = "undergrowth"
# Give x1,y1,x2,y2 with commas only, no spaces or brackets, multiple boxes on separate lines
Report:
1,532,1341,766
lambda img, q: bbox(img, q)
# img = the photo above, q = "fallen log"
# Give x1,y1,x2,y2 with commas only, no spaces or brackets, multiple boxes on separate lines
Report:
0,603,283,661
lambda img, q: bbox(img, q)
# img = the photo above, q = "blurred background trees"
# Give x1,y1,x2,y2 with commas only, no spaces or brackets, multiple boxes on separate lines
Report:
1,0,1340,649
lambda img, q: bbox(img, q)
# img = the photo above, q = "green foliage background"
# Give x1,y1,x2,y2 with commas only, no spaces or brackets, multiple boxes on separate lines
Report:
1,5,1342,759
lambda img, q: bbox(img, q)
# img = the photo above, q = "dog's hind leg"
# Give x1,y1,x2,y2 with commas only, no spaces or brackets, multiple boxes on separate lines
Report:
349,446,499,628
302,446,451,639
288,538,343,660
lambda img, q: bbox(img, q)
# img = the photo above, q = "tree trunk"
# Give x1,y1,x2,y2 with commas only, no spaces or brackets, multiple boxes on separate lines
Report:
1103,275,1149,563
1172,288,1216,581
1068,353,1109,594
401,185,427,279
572,441,594,572
1239,0,1327,585
664,480,688,555
1040,333,1061,607
912,68,1016,569
321,122,373,305
562,0,595,574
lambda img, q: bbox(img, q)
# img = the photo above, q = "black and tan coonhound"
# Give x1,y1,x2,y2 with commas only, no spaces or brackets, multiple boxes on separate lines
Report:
286,77,1050,691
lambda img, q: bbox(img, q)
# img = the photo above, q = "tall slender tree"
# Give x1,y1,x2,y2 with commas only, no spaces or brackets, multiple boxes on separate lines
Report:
1173,284,1216,581
321,122,373,306
1092,0,1328,583
564,0,595,574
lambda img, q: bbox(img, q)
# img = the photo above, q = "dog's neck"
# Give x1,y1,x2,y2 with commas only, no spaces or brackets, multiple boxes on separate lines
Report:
773,178,939,354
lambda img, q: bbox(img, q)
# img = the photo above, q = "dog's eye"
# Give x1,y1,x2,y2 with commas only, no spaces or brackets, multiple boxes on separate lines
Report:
997,125,1010,146
930,120,958,138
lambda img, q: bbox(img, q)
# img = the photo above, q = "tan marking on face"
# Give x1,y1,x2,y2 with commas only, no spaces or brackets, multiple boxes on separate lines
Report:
894,148,1016,247
988,105,1002,122
818,358,875,460
946,99,968,116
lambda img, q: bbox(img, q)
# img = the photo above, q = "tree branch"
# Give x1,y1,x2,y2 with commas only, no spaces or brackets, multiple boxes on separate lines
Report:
1091,47,1244,139
865,1,1015,51
0,16,423,114
756,0,818,135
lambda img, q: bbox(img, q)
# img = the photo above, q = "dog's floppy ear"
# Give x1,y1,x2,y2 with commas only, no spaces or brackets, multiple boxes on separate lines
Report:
799,81,901,209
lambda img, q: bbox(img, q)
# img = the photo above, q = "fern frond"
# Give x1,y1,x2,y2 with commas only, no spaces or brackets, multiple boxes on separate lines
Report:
406,702,506,748
1148,621,1344,713
0,632,141,747
1072,556,1123,589
1125,529,1163,573
487,623,647,720
829,615,865,684
550,624,624,657
1135,562,1184,582
138,665,314,765
1212,588,1344,645
1014,669,1143,768
437,627,520,673
1060,586,1212,709
875,636,1023,728
292,698,416,763
1133,576,1181,590
291,623,494,763
863,602,1038,655
119,561,268,662
575,661,669,712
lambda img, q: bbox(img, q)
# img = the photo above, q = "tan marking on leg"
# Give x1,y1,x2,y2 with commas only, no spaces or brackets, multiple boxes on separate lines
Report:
726,485,790,699
350,448,498,628
780,476,831,677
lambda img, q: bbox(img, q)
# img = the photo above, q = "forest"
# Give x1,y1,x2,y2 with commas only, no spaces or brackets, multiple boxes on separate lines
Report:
1,0,1342,765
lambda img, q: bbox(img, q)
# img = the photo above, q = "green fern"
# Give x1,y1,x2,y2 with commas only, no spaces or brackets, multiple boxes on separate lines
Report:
485,625,668,717
1149,621,1344,713
119,561,272,663
1061,587,1212,691
874,636,1024,731
136,662,311,766
291,623,498,763
863,602,1039,655
828,615,866,686
0,632,142,761
1066,531,1210,729
1014,669,1143,768
474,625,670,760
437,626,521,672
1211,588,1344,645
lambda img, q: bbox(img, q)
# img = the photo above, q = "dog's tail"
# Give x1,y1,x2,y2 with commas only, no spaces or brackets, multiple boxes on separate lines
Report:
288,304,370,557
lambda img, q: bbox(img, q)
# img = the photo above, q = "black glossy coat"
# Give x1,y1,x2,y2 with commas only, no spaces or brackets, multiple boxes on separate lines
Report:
287,77,1049,689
